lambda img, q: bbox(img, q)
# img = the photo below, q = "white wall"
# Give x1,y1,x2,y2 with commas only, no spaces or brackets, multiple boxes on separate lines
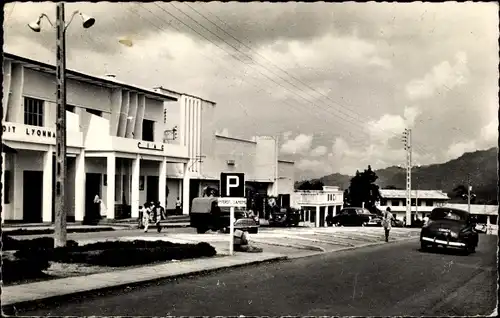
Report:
254,136,276,182
23,68,111,113
278,161,295,195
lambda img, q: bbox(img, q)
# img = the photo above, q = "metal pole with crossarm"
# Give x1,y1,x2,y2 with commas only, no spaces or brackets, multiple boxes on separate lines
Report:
28,3,95,247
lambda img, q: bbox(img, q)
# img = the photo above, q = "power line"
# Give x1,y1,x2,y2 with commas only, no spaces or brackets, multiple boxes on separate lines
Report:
168,2,432,156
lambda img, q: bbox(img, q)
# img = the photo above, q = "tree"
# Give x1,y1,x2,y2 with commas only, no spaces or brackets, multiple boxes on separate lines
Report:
452,184,477,203
346,165,382,214
298,180,324,190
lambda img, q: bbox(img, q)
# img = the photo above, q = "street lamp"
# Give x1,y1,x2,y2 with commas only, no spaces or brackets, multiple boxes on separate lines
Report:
28,3,95,248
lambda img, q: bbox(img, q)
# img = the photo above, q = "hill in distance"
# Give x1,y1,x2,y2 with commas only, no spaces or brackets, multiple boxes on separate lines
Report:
296,147,498,205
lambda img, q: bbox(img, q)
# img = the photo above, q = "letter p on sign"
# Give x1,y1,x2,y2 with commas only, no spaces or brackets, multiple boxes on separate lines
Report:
220,173,245,197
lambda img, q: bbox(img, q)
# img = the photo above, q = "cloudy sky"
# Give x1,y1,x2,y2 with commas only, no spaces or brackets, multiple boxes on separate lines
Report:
3,2,498,180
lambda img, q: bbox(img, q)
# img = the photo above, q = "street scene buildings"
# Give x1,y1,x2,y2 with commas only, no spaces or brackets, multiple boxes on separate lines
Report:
1,2,498,317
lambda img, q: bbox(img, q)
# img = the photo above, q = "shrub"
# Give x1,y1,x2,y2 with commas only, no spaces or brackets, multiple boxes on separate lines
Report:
2,234,78,251
2,253,51,283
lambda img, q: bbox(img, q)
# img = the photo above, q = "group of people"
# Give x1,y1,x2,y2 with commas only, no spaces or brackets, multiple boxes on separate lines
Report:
141,201,166,233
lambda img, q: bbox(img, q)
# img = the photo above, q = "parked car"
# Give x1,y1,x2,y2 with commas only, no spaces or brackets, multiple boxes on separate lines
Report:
269,207,301,227
420,207,478,254
331,207,380,227
190,197,259,234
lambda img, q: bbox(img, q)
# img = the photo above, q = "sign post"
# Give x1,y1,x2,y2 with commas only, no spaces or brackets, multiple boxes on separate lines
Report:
220,173,245,256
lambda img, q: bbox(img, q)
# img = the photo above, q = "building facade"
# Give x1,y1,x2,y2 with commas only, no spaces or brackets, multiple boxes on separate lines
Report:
154,87,295,216
377,189,450,220
292,186,344,227
1,53,295,223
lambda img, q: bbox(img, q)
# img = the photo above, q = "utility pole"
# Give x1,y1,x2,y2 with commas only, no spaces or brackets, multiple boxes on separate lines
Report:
402,128,412,227
54,2,67,248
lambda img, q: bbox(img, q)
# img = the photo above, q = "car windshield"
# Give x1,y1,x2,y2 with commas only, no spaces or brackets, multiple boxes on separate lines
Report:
429,208,468,222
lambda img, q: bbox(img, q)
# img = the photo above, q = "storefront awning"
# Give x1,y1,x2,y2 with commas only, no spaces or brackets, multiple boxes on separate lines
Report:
2,143,17,153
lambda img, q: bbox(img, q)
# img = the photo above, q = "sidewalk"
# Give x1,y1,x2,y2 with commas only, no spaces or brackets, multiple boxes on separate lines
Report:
1,252,287,307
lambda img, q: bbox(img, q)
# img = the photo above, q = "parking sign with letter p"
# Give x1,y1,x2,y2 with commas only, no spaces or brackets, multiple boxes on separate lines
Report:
220,173,245,197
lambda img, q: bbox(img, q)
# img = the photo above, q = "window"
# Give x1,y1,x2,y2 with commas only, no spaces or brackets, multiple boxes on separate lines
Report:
66,105,76,113
86,108,102,117
393,200,400,206
24,97,44,126
4,170,11,204
142,119,155,142
380,199,387,206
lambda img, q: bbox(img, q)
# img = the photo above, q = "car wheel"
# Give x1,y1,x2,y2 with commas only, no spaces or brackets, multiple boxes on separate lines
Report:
420,240,429,251
466,243,476,254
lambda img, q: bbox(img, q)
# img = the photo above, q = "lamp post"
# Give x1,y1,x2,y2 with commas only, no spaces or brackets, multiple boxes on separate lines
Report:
29,3,95,248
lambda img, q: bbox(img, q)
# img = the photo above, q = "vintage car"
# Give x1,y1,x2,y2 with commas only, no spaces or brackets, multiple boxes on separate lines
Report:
331,207,380,227
391,218,405,227
420,207,478,254
190,197,259,234
269,207,301,227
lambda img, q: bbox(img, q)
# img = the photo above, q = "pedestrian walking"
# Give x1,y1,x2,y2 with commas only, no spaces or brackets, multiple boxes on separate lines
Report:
154,201,166,233
382,207,394,242
143,202,152,233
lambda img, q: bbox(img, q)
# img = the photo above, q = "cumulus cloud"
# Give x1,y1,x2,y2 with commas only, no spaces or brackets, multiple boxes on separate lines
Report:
283,131,293,140
405,52,469,100
480,119,498,143
310,145,328,157
296,159,325,172
446,140,477,159
281,134,313,154
216,128,230,137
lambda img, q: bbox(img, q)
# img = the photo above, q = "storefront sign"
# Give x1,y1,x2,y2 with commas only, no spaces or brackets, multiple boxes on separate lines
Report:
3,123,56,138
137,141,164,151
218,197,247,207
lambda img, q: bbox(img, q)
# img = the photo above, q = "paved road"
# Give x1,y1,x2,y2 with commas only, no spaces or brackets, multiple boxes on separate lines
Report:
19,234,497,316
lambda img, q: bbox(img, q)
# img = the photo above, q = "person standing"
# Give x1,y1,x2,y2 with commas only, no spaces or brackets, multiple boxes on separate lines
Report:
382,207,394,242
175,197,182,215
423,214,430,226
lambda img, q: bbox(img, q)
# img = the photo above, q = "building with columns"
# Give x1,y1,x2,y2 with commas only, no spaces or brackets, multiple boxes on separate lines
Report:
1,53,295,223
1,53,190,223
292,186,344,227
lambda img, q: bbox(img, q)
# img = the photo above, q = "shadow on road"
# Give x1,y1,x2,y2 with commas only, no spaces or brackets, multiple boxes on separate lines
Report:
417,247,471,257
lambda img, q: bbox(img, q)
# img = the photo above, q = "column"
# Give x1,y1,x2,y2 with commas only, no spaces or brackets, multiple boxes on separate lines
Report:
158,157,167,208
487,215,491,234
42,147,53,223
74,149,85,222
131,155,141,218
182,162,190,215
1,152,5,224
315,205,320,228
106,153,116,219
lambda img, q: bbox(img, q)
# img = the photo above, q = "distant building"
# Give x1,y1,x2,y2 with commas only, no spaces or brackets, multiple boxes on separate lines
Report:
443,203,498,233
292,186,344,227
378,189,450,220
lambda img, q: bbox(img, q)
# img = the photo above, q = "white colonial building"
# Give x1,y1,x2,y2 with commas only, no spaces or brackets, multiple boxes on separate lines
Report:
292,186,344,227
378,189,450,220
1,53,294,224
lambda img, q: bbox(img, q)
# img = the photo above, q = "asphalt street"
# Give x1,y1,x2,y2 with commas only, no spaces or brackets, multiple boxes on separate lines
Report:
18,234,497,316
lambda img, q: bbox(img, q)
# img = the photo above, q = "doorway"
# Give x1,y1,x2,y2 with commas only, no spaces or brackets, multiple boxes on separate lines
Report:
23,171,43,223
189,179,200,205
85,173,101,222
147,176,159,203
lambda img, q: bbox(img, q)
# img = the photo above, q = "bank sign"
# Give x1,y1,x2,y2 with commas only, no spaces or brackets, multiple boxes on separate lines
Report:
1,122,82,147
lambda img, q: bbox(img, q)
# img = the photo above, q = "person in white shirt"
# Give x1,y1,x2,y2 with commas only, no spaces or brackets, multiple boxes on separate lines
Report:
423,214,430,226
382,207,395,242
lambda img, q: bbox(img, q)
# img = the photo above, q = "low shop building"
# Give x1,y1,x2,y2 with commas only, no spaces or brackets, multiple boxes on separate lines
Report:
292,186,344,227
443,203,498,234
378,189,450,221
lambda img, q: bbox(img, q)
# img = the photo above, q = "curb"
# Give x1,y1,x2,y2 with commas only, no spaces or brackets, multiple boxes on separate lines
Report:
249,239,326,252
1,255,288,313
2,227,117,236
